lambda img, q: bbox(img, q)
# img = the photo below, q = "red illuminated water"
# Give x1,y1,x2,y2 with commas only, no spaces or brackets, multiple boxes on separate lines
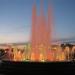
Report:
31,0,53,61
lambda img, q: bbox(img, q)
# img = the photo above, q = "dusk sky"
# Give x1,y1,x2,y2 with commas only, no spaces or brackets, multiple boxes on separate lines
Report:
0,0,75,43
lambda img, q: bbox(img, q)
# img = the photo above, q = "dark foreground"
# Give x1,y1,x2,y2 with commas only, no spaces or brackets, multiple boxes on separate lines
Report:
0,61,75,74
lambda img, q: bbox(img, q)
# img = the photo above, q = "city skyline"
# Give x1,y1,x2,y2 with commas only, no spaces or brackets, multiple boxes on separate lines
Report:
0,0,75,43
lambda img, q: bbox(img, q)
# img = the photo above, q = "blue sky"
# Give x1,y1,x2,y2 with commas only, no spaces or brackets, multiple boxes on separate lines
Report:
0,0,75,43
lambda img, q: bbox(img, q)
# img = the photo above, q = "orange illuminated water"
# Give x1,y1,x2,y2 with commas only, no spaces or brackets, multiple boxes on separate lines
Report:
31,0,53,61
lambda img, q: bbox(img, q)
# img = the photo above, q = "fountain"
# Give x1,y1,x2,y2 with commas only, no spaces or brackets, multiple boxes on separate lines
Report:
31,0,53,61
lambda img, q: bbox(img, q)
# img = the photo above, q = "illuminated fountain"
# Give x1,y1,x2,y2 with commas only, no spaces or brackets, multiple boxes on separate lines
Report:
31,0,53,61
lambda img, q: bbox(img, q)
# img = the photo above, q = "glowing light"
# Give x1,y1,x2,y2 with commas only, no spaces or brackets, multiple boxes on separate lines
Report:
31,0,53,61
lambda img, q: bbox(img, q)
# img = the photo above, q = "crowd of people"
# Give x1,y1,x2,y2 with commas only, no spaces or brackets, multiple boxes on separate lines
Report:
0,43,75,62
